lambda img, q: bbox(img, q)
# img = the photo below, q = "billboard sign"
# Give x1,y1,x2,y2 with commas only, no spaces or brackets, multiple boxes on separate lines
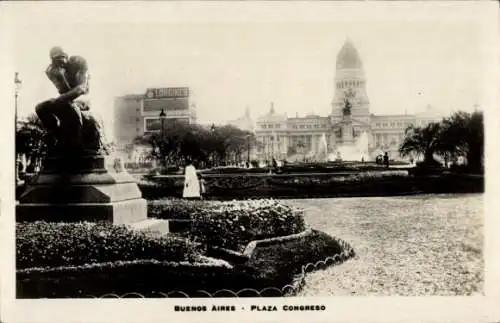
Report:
143,97,189,112
145,87,189,99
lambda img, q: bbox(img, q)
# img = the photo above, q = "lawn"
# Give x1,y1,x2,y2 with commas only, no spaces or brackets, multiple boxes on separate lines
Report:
282,194,483,296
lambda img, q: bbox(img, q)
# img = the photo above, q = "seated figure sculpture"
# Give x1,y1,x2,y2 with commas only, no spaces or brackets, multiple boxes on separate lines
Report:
36,46,104,157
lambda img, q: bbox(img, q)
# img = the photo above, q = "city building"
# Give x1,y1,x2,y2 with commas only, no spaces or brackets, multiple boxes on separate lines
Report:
253,39,443,162
113,87,197,162
228,106,255,133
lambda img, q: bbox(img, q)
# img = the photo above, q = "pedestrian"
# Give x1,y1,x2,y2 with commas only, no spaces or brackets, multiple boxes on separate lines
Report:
383,152,389,168
182,158,201,200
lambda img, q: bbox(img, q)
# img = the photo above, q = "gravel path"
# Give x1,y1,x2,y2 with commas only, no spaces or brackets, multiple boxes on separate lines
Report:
282,194,483,296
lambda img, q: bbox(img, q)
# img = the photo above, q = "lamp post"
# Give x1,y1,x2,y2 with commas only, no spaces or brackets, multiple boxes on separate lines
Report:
15,72,22,183
158,109,166,167
159,109,166,137
246,134,251,167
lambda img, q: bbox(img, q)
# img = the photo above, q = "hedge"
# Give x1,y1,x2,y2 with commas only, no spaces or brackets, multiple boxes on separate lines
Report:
187,199,306,252
137,172,483,200
16,222,202,270
243,229,355,288
148,198,214,220
16,257,265,298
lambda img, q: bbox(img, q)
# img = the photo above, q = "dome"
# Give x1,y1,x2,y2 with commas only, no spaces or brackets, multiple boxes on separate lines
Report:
336,39,363,70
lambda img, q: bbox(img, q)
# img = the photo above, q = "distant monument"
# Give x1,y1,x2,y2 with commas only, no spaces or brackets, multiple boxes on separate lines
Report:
342,97,352,117
17,47,147,224
330,96,369,161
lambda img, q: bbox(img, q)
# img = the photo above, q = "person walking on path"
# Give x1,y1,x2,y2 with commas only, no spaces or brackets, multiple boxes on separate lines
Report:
183,159,201,200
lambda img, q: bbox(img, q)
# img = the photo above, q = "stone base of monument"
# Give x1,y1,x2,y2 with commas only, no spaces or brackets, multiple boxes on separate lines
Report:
16,155,147,225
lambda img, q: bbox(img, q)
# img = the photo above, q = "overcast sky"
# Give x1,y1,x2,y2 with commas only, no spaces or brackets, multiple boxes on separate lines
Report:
1,2,495,140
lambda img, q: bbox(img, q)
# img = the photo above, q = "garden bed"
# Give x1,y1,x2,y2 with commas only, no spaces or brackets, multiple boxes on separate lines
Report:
16,221,354,298
148,199,306,252
137,172,483,200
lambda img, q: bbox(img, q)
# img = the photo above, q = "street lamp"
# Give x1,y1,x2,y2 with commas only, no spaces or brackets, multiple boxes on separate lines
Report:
15,72,22,183
159,109,166,137
246,134,251,167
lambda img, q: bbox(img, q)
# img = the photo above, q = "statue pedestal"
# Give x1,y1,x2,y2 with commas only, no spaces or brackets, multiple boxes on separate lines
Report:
341,119,354,144
16,155,147,225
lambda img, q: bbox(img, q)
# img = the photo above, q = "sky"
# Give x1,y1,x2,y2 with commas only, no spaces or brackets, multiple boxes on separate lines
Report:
1,2,495,141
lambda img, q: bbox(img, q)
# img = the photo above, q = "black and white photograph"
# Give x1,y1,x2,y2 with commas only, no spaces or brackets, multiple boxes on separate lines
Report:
1,1,499,322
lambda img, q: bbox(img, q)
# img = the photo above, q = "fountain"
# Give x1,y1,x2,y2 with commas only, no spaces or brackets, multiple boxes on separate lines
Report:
327,97,370,162
332,131,369,162
315,133,329,162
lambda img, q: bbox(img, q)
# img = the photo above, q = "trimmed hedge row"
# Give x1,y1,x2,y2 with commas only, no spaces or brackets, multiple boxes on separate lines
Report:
138,172,483,200
148,198,212,220
16,222,202,270
244,229,354,288
17,229,355,298
189,199,306,252
147,199,306,252
16,258,263,298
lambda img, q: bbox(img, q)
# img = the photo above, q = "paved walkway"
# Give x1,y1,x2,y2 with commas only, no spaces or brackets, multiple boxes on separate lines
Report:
282,194,483,296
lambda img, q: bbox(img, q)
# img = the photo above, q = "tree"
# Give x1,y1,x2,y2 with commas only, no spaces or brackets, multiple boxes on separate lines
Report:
16,114,50,172
439,111,484,173
133,122,253,169
399,122,443,166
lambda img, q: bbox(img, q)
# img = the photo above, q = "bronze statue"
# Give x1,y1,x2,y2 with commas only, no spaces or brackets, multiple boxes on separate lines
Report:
342,97,352,116
36,46,104,156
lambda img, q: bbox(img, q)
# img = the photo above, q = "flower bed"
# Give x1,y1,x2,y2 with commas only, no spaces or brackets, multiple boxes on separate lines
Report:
154,199,306,252
138,171,483,200
17,257,271,298
241,229,355,291
148,198,214,220
16,222,202,270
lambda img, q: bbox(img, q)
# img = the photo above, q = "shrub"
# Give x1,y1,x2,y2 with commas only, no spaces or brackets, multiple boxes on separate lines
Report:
189,199,306,252
245,229,355,288
148,198,214,220
16,221,201,269
199,167,269,174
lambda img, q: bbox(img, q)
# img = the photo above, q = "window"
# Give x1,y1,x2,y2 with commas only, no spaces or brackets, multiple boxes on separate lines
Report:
314,124,319,128
262,124,267,129
321,124,326,128
390,122,395,127
268,124,274,129
306,125,312,129
299,125,305,129
275,124,281,128
292,125,298,129
376,123,380,127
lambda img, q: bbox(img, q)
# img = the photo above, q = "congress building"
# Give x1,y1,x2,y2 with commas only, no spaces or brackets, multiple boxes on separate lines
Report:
252,39,442,162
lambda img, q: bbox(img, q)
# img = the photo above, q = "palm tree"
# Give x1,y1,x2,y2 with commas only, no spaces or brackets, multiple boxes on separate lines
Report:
399,122,443,166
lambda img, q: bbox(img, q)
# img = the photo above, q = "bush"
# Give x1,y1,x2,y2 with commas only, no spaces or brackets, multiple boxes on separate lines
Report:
188,199,306,252
199,167,269,174
148,198,213,220
244,229,354,288
16,222,202,269
147,166,183,176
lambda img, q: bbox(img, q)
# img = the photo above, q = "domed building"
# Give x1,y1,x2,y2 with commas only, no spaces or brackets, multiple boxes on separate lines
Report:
251,39,442,162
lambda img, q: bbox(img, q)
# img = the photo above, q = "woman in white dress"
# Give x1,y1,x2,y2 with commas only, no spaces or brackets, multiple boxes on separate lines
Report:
182,159,201,199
